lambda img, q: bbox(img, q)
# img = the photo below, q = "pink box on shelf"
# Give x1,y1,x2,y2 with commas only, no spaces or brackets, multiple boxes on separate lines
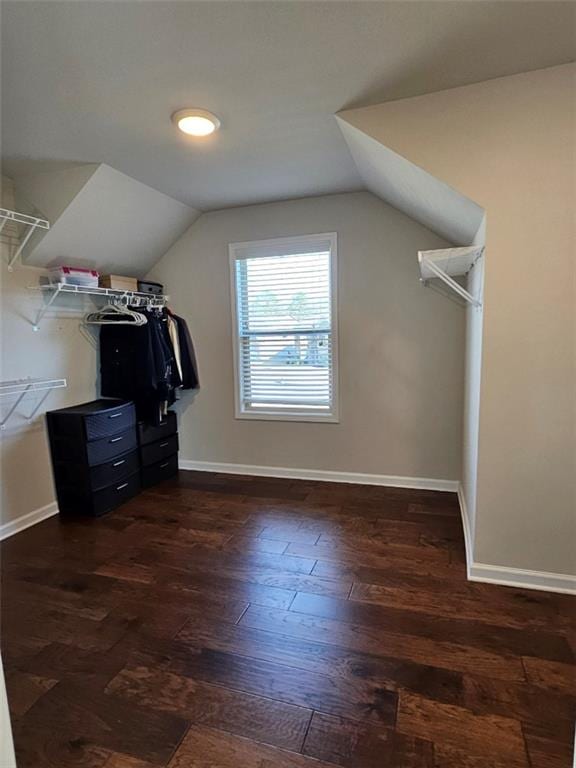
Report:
48,266,100,287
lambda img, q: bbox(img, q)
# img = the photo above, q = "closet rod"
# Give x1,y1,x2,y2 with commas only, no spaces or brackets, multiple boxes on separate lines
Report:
27,283,169,330
418,245,483,307
421,257,480,306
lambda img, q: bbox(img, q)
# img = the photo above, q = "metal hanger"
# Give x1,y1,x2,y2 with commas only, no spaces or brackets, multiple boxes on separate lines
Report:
84,300,148,326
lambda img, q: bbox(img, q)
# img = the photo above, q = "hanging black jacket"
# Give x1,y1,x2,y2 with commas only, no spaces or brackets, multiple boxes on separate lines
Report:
172,313,199,390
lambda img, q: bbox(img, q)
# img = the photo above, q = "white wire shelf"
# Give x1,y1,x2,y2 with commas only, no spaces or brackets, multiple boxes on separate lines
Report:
418,245,484,307
27,282,169,330
1,208,50,271
0,377,67,430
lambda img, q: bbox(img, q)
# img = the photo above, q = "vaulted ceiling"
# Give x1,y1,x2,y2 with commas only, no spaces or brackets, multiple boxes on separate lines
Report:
2,1,575,212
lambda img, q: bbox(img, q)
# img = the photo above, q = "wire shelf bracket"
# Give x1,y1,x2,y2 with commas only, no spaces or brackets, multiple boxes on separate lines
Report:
0,378,67,429
418,246,484,307
27,283,169,330
1,208,50,271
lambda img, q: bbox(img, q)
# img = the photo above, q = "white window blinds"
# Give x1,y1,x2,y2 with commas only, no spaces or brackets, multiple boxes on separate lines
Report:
230,233,338,421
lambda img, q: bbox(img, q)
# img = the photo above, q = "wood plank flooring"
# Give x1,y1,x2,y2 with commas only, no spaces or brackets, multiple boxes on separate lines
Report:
2,470,575,767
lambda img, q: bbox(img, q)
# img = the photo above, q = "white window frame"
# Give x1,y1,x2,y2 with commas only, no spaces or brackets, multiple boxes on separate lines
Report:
229,232,339,423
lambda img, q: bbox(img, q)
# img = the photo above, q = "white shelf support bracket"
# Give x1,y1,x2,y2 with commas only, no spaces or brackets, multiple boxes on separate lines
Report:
421,256,481,307
0,208,50,271
418,245,484,308
0,378,67,430
0,385,32,430
8,226,36,271
26,390,52,423
32,282,64,331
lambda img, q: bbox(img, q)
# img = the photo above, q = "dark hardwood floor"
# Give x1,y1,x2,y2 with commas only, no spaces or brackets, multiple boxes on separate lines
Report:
2,470,575,767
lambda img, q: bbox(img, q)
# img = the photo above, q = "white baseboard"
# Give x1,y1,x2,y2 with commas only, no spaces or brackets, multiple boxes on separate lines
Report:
0,501,58,542
178,459,458,492
457,484,474,569
0,465,455,543
6,478,572,595
468,562,576,595
457,483,576,595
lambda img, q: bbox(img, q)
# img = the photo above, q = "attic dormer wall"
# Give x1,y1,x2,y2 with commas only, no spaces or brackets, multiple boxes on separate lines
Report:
338,64,576,580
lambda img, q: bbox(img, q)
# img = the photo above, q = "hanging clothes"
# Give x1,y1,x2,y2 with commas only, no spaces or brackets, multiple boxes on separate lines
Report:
100,306,198,425
165,309,199,390
100,307,182,424
166,313,183,382
173,312,199,390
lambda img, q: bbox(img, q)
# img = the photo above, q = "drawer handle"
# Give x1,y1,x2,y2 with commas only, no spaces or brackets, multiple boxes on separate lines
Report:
108,412,123,419
160,461,170,468
112,459,126,467
109,436,123,443
159,441,169,448
116,482,129,491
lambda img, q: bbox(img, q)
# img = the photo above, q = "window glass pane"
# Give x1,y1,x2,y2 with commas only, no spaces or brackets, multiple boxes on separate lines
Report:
232,237,336,418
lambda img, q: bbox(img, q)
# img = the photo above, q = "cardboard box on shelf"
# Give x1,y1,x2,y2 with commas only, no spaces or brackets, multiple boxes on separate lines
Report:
99,275,139,291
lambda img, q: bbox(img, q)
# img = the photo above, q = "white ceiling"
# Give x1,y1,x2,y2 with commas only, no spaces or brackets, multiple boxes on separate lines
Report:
2,1,575,212
17,164,199,275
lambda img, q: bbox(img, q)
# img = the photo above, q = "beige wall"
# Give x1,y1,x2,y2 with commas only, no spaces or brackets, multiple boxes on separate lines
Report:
340,64,576,575
0,186,464,529
149,191,464,481
1,177,97,527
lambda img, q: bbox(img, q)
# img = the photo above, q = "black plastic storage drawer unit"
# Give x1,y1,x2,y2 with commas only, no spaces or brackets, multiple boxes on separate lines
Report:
138,410,179,488
47,399,141,517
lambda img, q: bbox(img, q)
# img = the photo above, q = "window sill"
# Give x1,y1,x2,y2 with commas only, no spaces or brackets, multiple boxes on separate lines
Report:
235,410,339,424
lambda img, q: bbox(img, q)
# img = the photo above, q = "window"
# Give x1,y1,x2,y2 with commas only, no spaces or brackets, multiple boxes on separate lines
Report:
230,233,338,422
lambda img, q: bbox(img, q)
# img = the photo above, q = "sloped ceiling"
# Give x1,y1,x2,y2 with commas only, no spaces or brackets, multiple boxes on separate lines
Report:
3,2,573,265
15,164,199,276
336,117,484,245
2,1,575,211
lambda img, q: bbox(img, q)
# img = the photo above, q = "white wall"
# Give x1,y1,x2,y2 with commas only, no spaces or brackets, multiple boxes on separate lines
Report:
461,216,485,544
339,64,576,576
149,191,464,481
0,655,16,768
1,177,98,528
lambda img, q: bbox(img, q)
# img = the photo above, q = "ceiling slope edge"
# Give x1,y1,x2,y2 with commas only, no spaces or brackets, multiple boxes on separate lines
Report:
14,163,200,277
336,113,484,246
15,163,99,225
337,65,576,246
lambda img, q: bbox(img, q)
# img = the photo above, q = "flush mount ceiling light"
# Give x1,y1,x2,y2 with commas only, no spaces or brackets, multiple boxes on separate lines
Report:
172,108,221,137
